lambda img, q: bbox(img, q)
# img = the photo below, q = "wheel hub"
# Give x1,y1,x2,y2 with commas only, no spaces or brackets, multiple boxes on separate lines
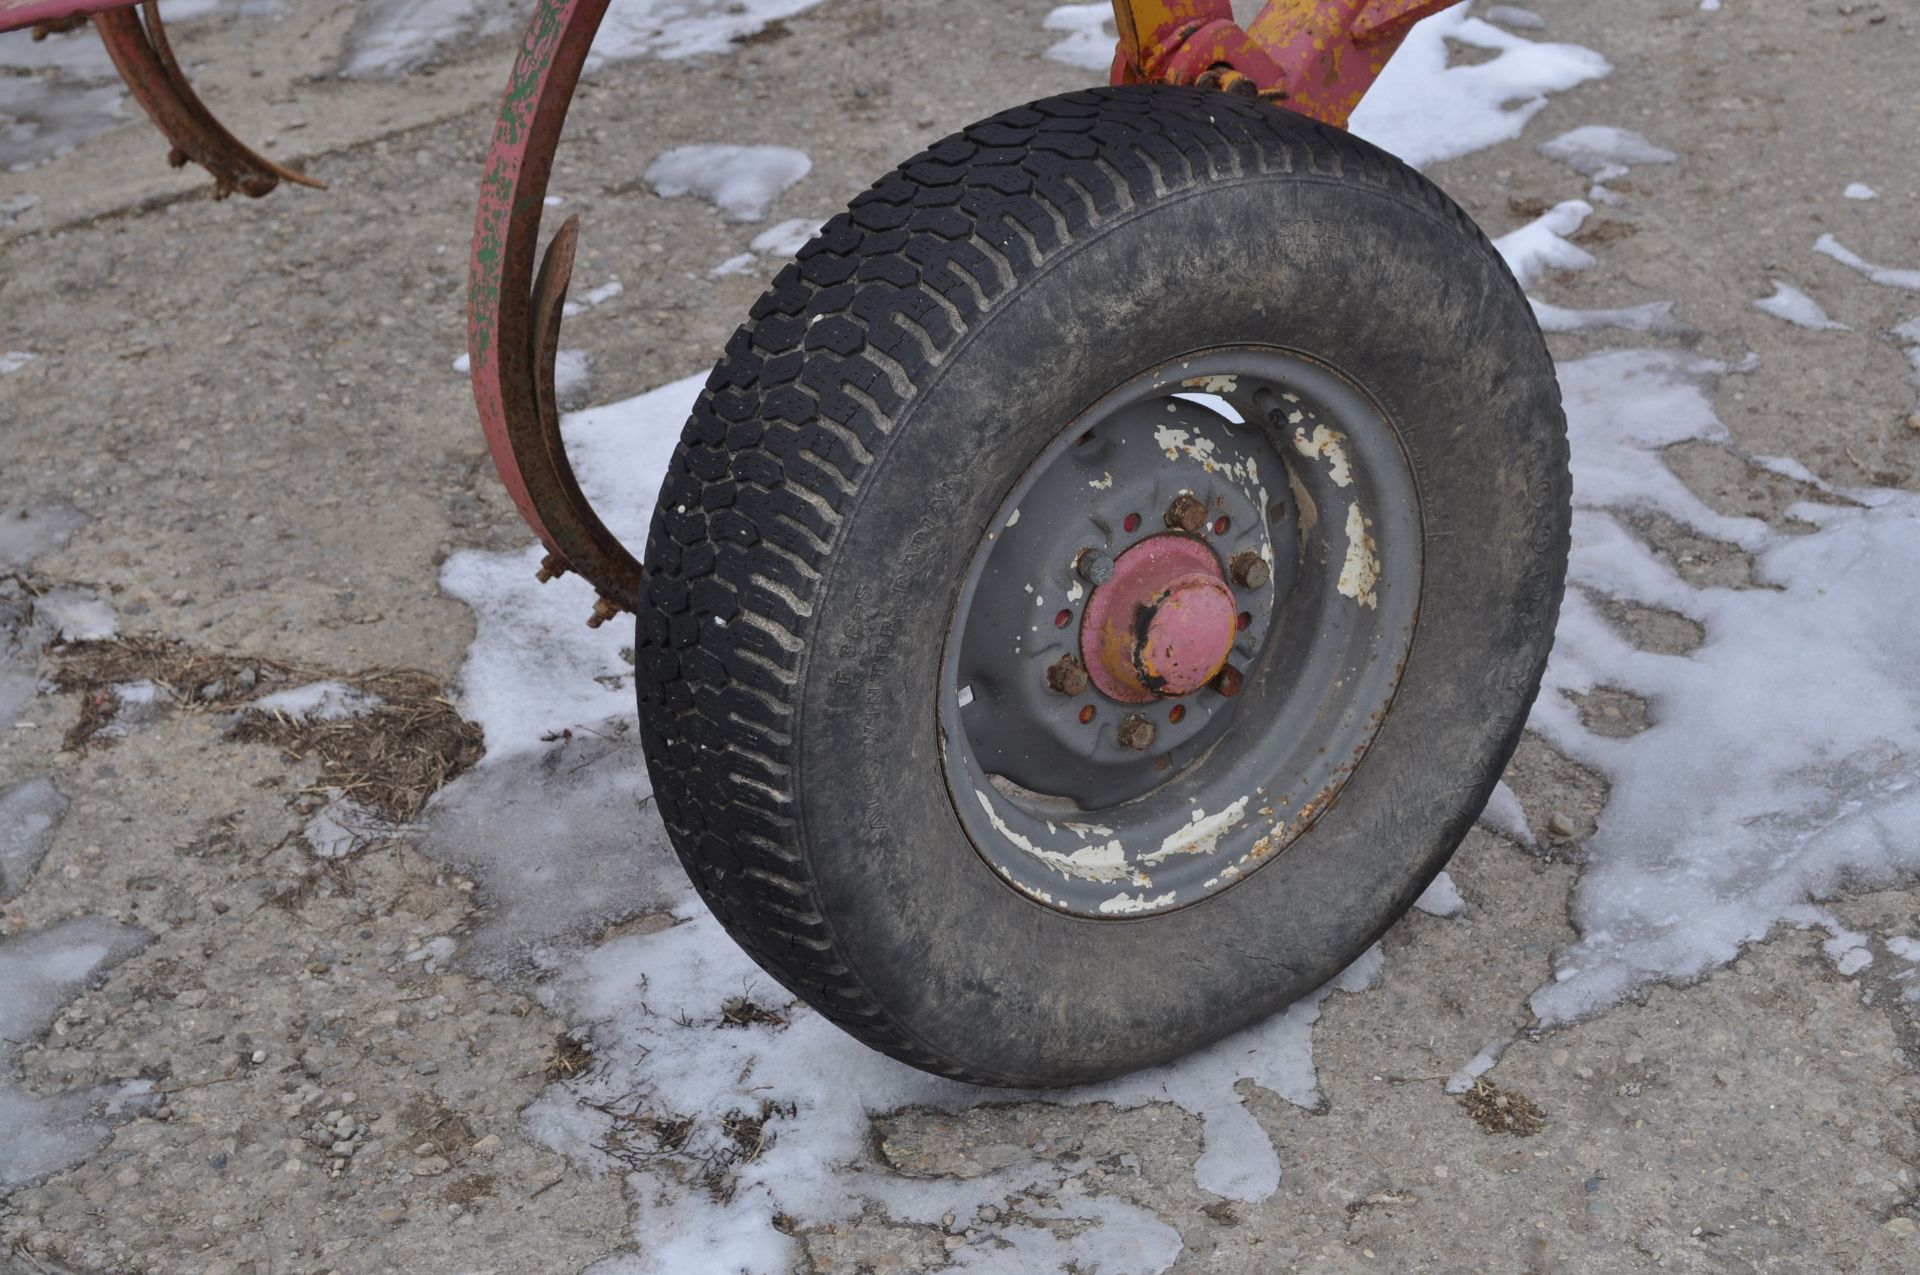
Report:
1083,535,1240,703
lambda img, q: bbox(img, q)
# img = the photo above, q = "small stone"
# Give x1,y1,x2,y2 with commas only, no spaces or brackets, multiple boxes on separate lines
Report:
943,1236,965,1251
175,988,208,1008
376,1207,407,1225
323,1109,345,1123
329,1140,356,1157
1884,1216,1916,1236
414,1060,439,1075
1906,413,1920,433
1735,958,1756,975
979,1205,999,1223
415,1155,450,1176
1623,1047,1645,1065
1550,1048,1571,1066
1547,812,1576,838
471,1135,503,1157
250,1050,267,1065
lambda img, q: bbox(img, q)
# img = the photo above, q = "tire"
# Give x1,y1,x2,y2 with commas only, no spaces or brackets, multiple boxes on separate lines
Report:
635,86,1569,1087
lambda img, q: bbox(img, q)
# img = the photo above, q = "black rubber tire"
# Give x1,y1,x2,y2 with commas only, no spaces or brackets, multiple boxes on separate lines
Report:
635,86,1569,1087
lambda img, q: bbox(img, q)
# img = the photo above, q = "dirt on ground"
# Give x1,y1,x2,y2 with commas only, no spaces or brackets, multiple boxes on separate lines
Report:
3,1,1919,1272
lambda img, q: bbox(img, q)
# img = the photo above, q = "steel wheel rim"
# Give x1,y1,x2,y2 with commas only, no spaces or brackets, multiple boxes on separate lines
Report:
938,347,1422,919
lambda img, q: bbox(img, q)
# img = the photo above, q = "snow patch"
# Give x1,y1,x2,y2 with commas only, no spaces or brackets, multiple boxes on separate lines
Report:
255,681,382,722
1444,1038,1511,1095
750,217,823,259
1538,125,1676,182
33,588,116,642
0,351,37,375
1485,5,1547,31
0,502,87,573
1528,346,1920,1024
563,279,624,319
1752,281,1847,331
1413,870,1467,918
1844,183,1877,202
1478,780,1536,849
645,145,811,223
707,252,759,279
0,918,153,1187
0,776,67,901
1814,234,1920,292
1348,10,1609,170
302,794,400,860
1042,4,1117,73
339,0,830,76
554,349,592,406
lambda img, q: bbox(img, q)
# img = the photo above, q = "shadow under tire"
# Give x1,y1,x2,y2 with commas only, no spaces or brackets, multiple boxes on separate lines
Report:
635,86,1570,1087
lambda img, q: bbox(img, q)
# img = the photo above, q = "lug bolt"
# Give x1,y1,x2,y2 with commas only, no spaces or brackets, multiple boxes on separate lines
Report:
586,597,623,630
1165,493,1207,533
1075,548,1115,586
1211,663,1244,698
535,552,568,584
1117,713,1156,751
1046,653,1090,697
1229,551,1271,590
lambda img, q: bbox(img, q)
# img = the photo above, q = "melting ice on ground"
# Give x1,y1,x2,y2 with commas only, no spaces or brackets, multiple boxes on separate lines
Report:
644,145,812,224
0,920,154,1188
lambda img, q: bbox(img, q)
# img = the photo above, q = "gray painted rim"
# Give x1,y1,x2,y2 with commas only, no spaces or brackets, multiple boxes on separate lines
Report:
938,346,1422,919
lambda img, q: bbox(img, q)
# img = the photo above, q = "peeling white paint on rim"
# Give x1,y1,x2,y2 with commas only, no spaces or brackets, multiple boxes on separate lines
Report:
1142,796,1251,866
975,791,1135,884
1090,471,1114,490
1098,889,1179,915
1337,504,1381,608
1291,424,1354,488
1182,374,1240,395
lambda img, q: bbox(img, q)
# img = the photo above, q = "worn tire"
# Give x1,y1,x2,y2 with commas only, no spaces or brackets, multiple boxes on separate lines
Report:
634,86,1568,1087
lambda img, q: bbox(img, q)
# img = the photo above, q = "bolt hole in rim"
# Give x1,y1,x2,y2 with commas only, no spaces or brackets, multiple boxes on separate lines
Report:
940,348,1421,919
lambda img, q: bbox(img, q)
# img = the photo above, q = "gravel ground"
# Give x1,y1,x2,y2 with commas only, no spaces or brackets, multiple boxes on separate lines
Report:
3,1,1919,1272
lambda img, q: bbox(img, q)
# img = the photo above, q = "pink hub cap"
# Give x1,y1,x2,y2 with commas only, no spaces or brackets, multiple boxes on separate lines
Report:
1081,535,1237,704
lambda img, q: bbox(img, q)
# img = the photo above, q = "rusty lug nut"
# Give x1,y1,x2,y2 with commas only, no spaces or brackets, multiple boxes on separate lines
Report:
586,597,624,630
535,552,568,584
1211,663,1245,698
1075,548,1115,586
1046,653,1090,697
1116,713,1157,751
1165,493,1208,533
1229,550,1271,590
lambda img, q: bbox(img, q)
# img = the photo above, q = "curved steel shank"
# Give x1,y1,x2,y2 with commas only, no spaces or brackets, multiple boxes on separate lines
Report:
467,0,640,621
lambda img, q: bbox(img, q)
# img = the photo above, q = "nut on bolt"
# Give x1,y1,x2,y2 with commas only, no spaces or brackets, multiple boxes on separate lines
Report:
1075,548,1115,586
1211,663,1244,698
535,552,568,584
1229,551,1271,590
1046,653,1090,697
1165,493,1208,534
1116,713,1156,751
586,596,624,630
